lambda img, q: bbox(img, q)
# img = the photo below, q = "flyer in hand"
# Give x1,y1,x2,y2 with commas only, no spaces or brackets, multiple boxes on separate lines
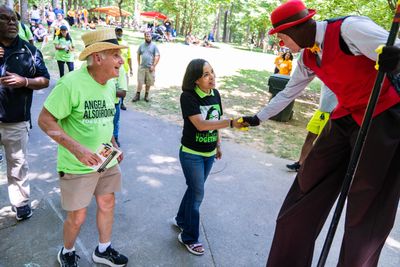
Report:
93,143,122,173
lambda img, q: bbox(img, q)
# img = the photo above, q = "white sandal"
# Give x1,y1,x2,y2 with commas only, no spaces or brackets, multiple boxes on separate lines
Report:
178,233,204,256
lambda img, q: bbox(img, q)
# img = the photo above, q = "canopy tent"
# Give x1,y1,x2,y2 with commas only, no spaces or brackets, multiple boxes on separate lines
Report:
140,11,167,21
90,6,132,17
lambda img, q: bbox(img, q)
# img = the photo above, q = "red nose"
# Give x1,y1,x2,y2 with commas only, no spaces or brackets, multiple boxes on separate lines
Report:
279,40,285,47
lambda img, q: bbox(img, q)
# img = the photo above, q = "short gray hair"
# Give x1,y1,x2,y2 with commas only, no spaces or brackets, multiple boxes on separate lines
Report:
86,51,107,66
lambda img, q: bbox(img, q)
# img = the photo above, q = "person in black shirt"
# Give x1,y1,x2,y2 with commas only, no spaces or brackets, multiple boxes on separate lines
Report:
173,58,246,255
0,5,50,221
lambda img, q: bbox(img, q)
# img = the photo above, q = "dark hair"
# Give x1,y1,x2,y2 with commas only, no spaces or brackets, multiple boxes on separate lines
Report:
57,31,72,42
282,51,293,61
182,59,208,91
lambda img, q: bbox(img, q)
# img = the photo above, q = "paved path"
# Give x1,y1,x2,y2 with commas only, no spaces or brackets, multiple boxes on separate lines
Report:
0,79,399,267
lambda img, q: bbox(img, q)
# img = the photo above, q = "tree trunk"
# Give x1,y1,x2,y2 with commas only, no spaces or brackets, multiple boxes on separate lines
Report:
52,0,59,9
187,0,196,34
175,13,180,35
20,0,29,24
118,0,124,25
222,9,228,43
215,6,223,42
180,0,188,35
229,25,234,43
388,0,396,10
227,3,234,43
245,24,250,45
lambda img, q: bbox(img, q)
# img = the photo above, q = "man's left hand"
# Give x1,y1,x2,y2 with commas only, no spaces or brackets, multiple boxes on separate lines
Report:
117,151,124,163
129,70,133,77
377,46,400,73
242,115,261,126
150,65,155,72
0,72,26,88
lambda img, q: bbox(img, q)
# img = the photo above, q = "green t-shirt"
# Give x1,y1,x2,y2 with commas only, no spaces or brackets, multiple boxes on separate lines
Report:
118,39,131,73
18,22,33,42
54,36,74,62
44,66,117,174
114,67,128,104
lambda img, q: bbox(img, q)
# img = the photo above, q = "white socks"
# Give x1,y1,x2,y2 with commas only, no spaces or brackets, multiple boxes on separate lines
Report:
98,241,111,253
62,246,75,254
62,242,111,254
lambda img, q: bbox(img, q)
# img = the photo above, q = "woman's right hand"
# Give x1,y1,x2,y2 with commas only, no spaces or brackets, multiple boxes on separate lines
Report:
232,118,250,128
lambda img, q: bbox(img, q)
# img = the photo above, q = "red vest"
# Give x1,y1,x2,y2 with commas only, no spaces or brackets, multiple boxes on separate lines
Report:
303,19,400,125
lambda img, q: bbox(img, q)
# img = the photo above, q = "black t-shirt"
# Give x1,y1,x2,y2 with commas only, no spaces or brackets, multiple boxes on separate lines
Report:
180,89,223,152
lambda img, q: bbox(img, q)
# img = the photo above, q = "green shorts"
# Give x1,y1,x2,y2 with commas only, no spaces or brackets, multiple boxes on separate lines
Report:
306,109,330,135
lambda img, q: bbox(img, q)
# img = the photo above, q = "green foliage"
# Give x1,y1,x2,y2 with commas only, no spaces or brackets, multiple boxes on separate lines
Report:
27,0,393,45
307,0,395,29
133,0,395,45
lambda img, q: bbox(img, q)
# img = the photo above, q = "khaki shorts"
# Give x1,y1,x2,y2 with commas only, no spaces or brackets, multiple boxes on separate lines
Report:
137,67,155,86
59,165,121,211
306,109,330,135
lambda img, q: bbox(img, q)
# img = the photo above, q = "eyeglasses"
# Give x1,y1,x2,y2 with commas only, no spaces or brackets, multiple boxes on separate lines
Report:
0,15,18,23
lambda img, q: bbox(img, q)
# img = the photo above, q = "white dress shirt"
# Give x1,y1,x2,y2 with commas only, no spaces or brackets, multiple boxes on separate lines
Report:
257,16,400,121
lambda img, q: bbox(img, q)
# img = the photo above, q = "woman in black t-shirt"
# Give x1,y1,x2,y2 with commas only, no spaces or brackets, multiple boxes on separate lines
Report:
173,59,245,256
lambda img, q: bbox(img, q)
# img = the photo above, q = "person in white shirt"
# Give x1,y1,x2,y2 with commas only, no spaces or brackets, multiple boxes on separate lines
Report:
33,23,48,47
45,5,56,34
30,5,41,24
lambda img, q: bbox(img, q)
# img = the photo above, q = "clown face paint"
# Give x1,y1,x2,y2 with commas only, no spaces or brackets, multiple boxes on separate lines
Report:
277,33,302,53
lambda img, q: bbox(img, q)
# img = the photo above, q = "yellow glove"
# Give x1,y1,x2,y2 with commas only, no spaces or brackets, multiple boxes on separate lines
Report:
237,117,249,131
375,45,384,71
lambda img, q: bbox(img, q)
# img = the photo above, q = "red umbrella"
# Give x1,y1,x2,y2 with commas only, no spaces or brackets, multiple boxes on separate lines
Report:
140,11,167,20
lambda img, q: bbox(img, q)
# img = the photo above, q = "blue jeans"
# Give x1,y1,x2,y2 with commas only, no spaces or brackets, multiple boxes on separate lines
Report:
176,148,215,244
113,100,121,146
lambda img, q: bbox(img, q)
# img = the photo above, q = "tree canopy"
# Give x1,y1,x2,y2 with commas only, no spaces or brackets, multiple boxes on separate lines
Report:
18,0,398,44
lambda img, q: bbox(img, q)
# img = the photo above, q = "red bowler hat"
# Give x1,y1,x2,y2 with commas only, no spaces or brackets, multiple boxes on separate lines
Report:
268,0,316,35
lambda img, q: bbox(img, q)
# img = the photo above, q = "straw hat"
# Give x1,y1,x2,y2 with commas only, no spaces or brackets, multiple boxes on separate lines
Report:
79,29,128,61
268,0,316,35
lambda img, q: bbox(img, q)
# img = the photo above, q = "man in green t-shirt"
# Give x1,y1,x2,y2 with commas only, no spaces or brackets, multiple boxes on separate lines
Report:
16,12,33,45
113,67,128,146
115,27,132,110
38,29,129,267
